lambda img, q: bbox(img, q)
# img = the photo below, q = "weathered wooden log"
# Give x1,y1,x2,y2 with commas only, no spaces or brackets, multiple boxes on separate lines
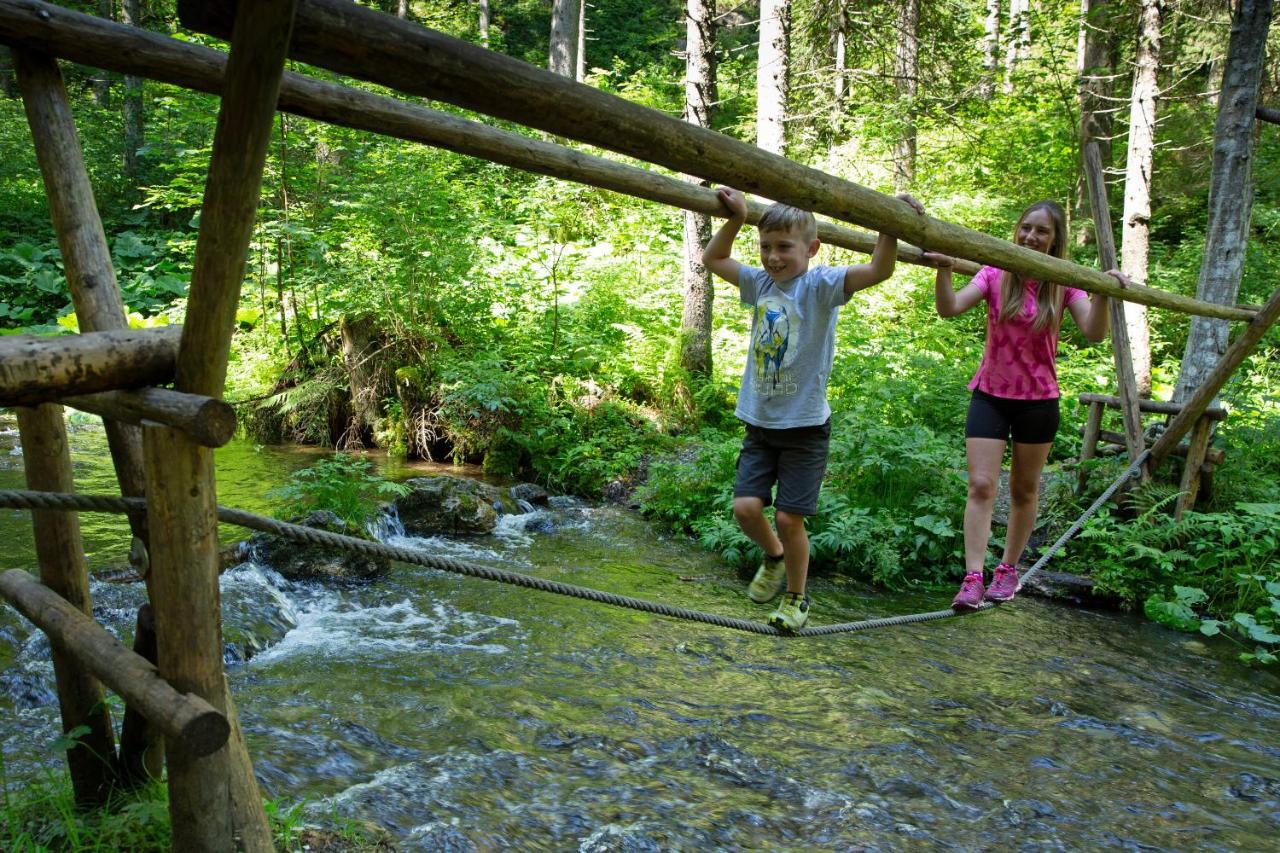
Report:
118,603,165,785
174,0,1256,322
12,48,152,551
0,568,230,756
149,1,295,849
1176,416,1215,519
1076,401,1105,495
0,1,969,274
1094,429,1224,465
0,326,181,407
1082,142,1145,470
15,404,117,805
1078,392,1226,420
1258,106,1280,125
64,388,237,448
1150,283,1280,464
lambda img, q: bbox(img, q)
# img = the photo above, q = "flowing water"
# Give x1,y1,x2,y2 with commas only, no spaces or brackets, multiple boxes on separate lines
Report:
1,417,1278,850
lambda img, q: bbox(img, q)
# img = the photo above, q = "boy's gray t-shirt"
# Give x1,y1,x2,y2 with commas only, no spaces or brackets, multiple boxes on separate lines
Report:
735,264,851,429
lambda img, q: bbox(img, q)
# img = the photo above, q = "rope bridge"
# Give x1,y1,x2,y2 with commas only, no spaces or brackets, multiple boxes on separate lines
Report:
0,451,1147,638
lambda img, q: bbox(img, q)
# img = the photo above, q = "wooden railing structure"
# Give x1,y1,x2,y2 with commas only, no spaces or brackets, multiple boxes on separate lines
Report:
1,1,1278,848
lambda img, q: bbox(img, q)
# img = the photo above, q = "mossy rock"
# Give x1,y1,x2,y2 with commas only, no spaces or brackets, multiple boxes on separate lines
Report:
249,510,390,582
396,475,501,535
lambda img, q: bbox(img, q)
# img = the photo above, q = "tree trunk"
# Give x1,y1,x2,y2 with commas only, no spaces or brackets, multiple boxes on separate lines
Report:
1003,0,1029,94
833,7,846,113
1119,0,1163,396
478,0,489,47
681,0,717,380
1174,0,1274,404
1075,0,1115,243
757,0,789,154
91,0,112,106
121,0,143,185
893,0,919,191
397,0,407,19
549,0,580,77
980,0,1000,100
576,0,586,81
340,313,387,445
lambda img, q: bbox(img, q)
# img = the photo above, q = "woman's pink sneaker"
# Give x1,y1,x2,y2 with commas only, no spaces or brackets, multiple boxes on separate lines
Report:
951,572,985,610
985,563,1021,602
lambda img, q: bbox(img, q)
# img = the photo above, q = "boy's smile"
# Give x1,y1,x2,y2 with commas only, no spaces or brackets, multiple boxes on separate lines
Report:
758,226,820,283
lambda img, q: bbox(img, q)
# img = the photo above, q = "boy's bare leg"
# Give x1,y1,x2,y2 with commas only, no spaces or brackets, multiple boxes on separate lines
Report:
775,510,809,595
733,496,784,559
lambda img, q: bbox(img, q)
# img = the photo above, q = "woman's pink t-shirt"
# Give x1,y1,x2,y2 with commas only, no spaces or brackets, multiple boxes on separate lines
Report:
967,265,1087,400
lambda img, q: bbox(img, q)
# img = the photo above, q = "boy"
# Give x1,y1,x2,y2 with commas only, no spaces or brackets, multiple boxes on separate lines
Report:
702,187,923,631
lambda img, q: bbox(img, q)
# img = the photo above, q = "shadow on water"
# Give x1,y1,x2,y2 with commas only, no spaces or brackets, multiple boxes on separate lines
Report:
2,420,1278,850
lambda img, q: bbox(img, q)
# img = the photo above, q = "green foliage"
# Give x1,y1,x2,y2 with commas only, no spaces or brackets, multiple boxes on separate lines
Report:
267,454,409,529
1146,579,1280,667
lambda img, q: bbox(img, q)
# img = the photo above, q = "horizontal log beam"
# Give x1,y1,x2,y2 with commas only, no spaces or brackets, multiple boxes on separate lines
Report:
0,0,969,274
0,568,230,756
1258,105,1280,125
1077,392,1226,420
0,326,182,407
63,388,237,448
1095,429,1225,465
168,0,1256,322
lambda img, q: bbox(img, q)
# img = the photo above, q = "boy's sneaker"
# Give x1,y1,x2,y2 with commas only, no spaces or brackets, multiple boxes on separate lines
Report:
985,563,1021,602
951,572,985,611
769,592,810,632
748,555,786,603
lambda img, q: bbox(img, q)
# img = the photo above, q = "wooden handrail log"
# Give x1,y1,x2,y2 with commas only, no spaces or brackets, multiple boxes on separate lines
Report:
62,388,237,448
1078,392,1227,420
1151,284,1280,463
0,568,230,756
1258,106,1280,126
1093,429,1225,465
0,326,181,407
0,1,969,275
169,0,1256,322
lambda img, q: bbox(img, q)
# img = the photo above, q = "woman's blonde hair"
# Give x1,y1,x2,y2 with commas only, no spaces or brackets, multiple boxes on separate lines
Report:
998,200,1067,332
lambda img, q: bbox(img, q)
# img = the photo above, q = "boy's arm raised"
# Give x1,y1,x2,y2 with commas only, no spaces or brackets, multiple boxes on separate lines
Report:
703,187,747,285
842,193,925,295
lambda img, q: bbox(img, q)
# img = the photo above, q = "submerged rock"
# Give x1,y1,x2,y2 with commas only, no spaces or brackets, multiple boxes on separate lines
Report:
249,510,390,582
395,475,501,535
509,482,549,506
1021,569,1122,608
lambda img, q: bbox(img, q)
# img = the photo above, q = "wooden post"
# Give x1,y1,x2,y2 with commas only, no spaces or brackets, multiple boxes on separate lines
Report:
0,1,974,275
1082,142,1146,476
1151,283,1280,465
12,48,152,540
14,404,117,806
13,47,163,780
144,1,296,849
173,0,1256,322
1077,400,1104,495
1175,416,1214,519
118,603,165,782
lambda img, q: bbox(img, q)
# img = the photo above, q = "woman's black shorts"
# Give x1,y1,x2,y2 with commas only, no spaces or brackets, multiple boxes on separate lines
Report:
965,389,1060,445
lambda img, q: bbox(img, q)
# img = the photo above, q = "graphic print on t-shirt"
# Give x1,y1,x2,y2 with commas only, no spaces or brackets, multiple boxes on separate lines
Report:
752,296,796,396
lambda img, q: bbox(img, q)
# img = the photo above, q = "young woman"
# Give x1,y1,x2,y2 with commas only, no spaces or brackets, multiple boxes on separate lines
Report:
925,201,1127,609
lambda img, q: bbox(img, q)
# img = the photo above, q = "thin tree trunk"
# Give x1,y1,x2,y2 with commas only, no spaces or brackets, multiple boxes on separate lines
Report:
980,0,1000,100
1003,0,1028,94
577,0,586,81
478,0,489,47
681,0,717,380
1076,0,1115,243
893,0,919,191
1174,0,1274,404
833,9,846,113
549,0,580,77
397,0,407,19
1119,0,1162,396
121,0,143,185
91,0,113,106
757,0,789,154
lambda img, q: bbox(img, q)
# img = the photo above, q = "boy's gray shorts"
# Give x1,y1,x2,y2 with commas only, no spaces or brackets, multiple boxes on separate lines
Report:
733,419,831,517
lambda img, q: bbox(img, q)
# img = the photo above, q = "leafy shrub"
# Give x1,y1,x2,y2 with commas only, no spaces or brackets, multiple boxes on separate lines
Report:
267,455,409,529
